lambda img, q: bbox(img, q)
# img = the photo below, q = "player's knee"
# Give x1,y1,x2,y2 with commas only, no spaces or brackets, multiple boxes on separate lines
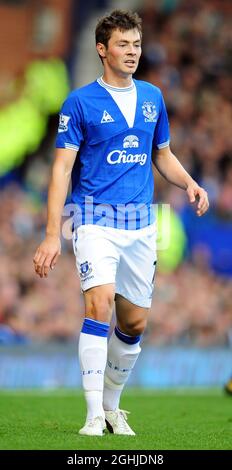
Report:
121,318,147,337
87,291,114,322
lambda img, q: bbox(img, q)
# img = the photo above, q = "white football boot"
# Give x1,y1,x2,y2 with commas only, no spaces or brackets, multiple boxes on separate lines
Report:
79,416,106,436
105,409,135,435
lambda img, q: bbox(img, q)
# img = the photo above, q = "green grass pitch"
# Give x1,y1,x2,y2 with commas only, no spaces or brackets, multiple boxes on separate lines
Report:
0,389,231,450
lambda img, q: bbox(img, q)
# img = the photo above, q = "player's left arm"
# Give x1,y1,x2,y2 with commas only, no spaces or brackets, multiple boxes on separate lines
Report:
153,145,209,216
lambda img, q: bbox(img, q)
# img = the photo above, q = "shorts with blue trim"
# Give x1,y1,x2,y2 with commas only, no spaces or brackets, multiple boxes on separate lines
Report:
73,223,157,308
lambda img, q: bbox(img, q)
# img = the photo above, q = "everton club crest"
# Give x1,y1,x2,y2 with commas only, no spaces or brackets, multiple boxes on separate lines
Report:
80,261,92,279
142,102,157,122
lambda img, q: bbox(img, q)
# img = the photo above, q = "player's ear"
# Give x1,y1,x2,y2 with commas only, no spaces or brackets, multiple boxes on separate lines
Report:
96,42,107,59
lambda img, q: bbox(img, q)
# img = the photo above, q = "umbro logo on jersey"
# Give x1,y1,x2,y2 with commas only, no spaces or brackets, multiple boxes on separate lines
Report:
101,110,114,123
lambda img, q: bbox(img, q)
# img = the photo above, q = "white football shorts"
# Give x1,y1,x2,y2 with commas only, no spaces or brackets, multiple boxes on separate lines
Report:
73,223,157,308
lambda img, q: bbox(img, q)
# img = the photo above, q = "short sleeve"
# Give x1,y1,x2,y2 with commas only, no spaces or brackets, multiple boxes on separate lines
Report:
153,91,170,149
55,94,84,152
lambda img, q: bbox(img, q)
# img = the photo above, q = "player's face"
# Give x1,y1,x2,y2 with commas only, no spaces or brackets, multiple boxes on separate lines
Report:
98,28,142,78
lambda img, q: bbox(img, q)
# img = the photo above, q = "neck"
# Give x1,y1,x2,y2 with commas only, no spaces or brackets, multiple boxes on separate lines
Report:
102,72,133,88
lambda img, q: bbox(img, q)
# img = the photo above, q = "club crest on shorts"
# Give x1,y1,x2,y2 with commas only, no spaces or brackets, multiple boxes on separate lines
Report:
142,102,157,122
80,261,92,279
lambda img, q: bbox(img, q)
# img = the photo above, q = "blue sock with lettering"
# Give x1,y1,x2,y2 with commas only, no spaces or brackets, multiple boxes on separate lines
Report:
79,318,109,420
103,326,141,411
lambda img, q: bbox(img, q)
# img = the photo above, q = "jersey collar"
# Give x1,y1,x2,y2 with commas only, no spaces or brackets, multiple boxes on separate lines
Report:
97,76,135,93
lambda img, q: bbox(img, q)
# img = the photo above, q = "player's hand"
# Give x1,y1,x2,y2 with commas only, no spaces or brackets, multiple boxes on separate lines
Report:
33,235,61,278
186,182,209,216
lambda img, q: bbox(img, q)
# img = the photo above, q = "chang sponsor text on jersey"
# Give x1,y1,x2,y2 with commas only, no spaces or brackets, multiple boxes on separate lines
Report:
107,135,147,166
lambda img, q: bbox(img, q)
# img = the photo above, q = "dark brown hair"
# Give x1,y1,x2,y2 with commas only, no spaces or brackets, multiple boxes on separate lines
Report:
95,9,142,47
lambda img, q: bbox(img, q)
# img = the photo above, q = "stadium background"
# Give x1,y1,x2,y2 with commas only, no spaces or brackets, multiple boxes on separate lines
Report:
0,0,232,390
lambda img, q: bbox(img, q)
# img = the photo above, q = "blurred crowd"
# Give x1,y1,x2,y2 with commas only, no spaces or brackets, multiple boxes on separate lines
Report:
137,0,232,214
0,0,232,346
0,185,84,343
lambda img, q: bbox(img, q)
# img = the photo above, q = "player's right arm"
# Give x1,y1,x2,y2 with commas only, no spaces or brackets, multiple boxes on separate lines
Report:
33,148,77,278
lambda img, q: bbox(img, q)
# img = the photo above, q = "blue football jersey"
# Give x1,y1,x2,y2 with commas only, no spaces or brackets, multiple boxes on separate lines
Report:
56,79,170,229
